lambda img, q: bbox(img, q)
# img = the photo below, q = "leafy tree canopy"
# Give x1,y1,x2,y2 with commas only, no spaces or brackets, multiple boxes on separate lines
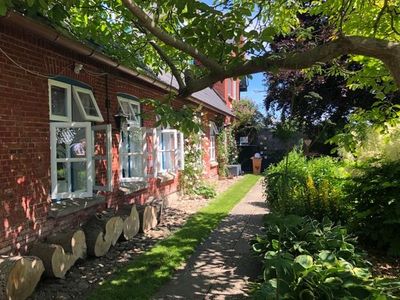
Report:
2,0,400,98
232,98,263,133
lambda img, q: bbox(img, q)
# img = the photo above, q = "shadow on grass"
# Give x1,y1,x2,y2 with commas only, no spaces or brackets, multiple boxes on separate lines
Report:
87,174,261,300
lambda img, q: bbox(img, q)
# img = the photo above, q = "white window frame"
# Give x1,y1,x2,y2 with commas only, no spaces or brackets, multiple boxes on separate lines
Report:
48,79,72,122
117,96,141,127
227,78,232,98
50,122,93,199
210,122,218,162
92,124,113,191
177,132,184,170
157,129,178,174
72,86,104,122
232,79,237,100
119,122,147,182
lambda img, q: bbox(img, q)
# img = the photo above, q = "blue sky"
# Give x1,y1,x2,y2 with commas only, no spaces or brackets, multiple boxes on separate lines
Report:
240,72,266,115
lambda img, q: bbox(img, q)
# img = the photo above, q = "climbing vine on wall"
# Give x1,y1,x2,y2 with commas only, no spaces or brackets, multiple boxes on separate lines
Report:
180,130,204,195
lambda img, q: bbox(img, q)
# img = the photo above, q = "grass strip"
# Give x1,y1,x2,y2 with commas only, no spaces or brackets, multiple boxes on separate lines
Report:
87,174,260,300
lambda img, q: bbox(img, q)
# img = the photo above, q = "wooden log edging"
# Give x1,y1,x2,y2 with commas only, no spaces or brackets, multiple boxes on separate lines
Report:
82,212,123,257
137,198,165,233
117,205,140,241
0,255,44,300
30,229,86,278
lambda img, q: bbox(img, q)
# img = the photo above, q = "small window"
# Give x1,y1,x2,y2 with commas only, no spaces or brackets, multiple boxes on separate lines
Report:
120,124,147,182
118,96,141,127
158,129,177,173
156,129,184,173
73,86,103,122
209,122,218,162
50,122,93,199
49,80,72,121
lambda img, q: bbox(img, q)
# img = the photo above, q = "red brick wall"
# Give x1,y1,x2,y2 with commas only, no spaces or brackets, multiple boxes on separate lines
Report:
0,21,226,254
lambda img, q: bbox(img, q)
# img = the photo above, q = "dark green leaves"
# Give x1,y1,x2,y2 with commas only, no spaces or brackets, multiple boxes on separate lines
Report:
251,214,400,299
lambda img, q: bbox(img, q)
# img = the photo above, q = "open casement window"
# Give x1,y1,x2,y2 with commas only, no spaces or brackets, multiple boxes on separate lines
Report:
72,86,103,122
227,79,232,98
49,80,72,122
92,124,112,191
232,80,237,100
120,122,147,182
209,122,218,162
156,129,185,173
50,122,92,199
117,96,141,127
177,132,184,170
48,79,104,123
146,128,157,178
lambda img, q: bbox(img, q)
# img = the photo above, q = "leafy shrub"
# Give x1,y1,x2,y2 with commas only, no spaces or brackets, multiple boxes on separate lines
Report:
251,214,400,299
193,183,216,199
347,160,400,256
265,149,349,222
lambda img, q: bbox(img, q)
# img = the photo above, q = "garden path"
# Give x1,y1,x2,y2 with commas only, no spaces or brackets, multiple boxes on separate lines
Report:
154,178,266,299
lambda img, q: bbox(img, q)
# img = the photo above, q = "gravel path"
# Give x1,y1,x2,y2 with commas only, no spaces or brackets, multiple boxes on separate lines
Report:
28,177,241,300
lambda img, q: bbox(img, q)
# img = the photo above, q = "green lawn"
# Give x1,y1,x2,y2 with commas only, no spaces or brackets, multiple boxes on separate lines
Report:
87,174,260,300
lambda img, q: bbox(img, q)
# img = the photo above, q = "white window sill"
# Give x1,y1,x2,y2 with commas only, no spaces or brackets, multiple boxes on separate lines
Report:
48,195,106,219
157,172,176,183
210,161,219,167
119,181,148,195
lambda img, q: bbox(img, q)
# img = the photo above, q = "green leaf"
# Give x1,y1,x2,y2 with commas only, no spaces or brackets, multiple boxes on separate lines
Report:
318,250,336,263
0,1,7,16
272,239,280,250
295,255,313,269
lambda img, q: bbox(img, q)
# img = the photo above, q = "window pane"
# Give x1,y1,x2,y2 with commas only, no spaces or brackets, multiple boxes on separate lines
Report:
55,127,87,158
78,91,99,117
51,86,67,117
162,151,175,171
94,159,108,186
93,130,107,156
120,101,131,116
121,154,143,178
161,132,175,151
57,162,68,193
71,162,87,192
122,129,141,153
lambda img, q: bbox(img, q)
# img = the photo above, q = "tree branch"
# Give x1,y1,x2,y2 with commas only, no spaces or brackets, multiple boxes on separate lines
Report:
373,0,388,36
149,40,185,89
121,0,224,74
179,36,400,97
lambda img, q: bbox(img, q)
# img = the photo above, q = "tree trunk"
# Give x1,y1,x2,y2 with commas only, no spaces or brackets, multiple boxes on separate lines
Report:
117,205,140,240
30,243,75,278
0,256,44,300
46,229,86,260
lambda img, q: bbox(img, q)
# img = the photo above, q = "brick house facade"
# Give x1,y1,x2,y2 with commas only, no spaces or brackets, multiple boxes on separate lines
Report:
0,12,234,255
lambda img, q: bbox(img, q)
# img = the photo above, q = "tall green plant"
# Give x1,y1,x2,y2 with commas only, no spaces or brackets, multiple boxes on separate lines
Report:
265,149,348,222
216,128,229,177
347,160,400,256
